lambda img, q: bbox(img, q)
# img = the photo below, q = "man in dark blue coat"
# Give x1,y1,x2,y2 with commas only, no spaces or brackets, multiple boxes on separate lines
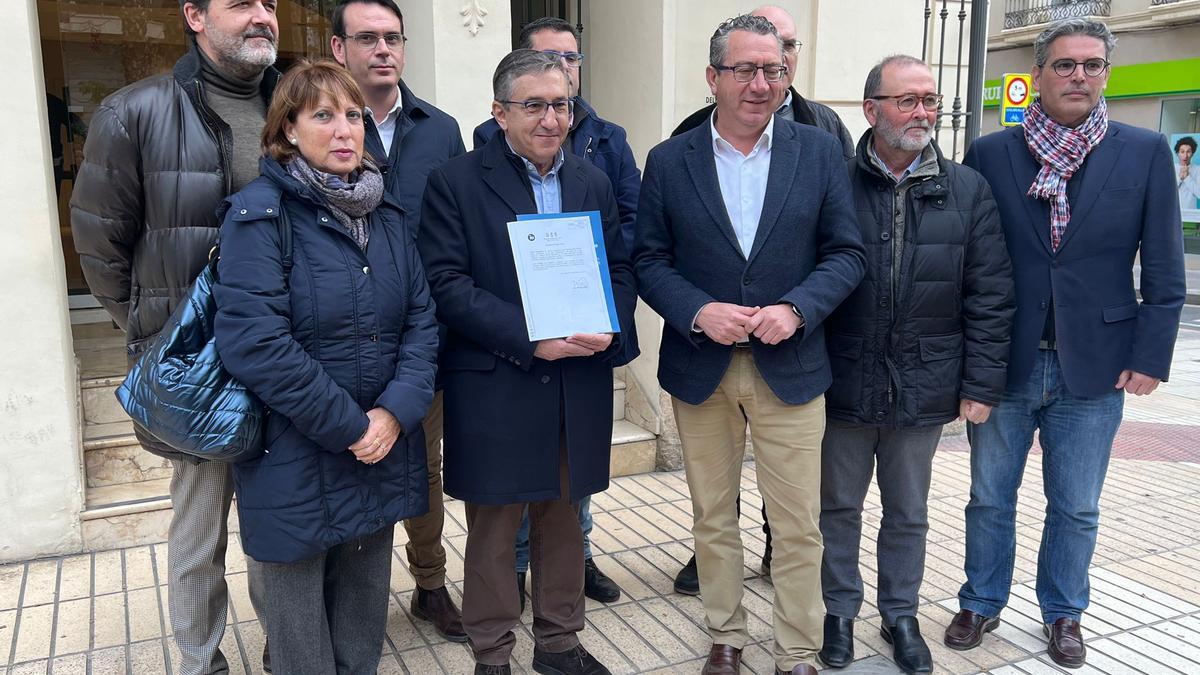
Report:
635,15,864,675
330,0,468,643
418,50,637,675
943,18,1186,670
472,16,639,606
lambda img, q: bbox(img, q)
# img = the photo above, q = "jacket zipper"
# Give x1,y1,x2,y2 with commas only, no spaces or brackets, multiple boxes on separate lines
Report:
194,79,233,196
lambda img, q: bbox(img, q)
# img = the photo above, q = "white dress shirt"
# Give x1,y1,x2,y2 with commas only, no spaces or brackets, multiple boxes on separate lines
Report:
365,86,404,157
710,111,775,258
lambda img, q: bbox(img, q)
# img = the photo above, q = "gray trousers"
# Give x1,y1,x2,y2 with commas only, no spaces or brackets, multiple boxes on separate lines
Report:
252,526,395,675
168,459,267,675
818,419,942,626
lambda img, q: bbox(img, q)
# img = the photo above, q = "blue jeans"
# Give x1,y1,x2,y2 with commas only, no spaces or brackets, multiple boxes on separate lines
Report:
516,495,593,574
959,349,1123,624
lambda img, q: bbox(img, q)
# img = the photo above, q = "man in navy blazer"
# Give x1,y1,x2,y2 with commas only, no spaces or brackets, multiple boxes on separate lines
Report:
635,15,864,675
330,0,468,643
418,50,637,675
944,18,1185,669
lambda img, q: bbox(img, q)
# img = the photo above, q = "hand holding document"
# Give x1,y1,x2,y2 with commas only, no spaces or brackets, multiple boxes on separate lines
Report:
507,211,620,342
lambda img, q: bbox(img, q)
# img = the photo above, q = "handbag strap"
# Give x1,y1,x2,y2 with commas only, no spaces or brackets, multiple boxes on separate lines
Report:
278,205,293,289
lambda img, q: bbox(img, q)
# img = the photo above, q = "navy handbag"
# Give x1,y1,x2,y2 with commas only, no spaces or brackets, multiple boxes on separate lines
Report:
115,210,293,463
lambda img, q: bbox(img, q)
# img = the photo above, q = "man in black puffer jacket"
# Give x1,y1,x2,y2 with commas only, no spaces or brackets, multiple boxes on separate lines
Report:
69,2,279,674
815,56,1014,674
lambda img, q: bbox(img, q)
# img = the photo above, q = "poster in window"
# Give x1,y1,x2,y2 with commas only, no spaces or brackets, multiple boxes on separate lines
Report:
1170,133,1200,224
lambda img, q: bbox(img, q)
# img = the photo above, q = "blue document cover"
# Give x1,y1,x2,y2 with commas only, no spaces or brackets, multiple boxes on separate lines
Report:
508,208,619,338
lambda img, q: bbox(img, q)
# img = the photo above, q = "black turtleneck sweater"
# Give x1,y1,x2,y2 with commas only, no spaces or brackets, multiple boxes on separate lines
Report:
198,49,267,192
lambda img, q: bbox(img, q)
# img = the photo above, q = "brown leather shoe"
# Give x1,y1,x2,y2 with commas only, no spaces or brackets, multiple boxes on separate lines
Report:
773,665,817,675
1044,618,1086,668
701,644,741,674
943,609,999,651
411,586,468,642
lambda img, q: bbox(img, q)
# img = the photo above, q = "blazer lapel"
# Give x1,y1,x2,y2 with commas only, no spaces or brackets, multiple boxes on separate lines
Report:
747,124,798,264
481,137,537,216
560,156,589,214
684,130,745,259
1006,131,1053,255
1056,127,1123,252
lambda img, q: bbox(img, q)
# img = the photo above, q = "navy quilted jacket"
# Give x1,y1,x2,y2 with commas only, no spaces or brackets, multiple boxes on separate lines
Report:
214,157,438,563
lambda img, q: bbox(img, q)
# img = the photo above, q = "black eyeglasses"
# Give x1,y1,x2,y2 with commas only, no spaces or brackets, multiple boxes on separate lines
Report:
344,32,406,50
781,39,802,54
1048,58,1110,78
539,50,585,68
713,63,789,83
498,98,574,118
870,93,943,112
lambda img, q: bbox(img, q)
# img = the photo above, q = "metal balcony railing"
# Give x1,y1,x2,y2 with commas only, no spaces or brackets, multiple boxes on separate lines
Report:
1003,0,1112,29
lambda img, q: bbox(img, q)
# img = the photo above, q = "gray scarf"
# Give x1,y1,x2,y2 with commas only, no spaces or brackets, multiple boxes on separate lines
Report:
287,155,384,250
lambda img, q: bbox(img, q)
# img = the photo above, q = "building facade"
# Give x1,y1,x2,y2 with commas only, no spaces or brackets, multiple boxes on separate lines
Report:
4,0,951,563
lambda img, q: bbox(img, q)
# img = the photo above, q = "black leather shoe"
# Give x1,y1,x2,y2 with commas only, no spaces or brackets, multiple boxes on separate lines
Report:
881,616,933,673
532,645,611,674
673,555,700,596
411,585,468,642
518,571,527,614
583,559,620,603
943,609,999,651
475,664,512,675
817,615,854,668
1044,618,1086,668
262,640,272,673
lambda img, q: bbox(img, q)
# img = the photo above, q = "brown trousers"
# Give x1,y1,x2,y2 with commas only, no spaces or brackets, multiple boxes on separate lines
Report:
461,442,584,666
403,391,447,590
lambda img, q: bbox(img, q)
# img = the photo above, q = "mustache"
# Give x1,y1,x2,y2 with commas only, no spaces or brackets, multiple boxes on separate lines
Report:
243,27,276,43
904,120,932,131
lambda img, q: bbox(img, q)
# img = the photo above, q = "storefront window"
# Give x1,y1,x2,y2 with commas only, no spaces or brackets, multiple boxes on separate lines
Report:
1160,97,1200,249
39,1,338,295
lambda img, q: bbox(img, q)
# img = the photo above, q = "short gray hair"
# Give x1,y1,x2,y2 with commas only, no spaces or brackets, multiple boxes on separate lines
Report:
709,14,782,67
863,54,931,99
492,49,570,102
1033,18,1116,67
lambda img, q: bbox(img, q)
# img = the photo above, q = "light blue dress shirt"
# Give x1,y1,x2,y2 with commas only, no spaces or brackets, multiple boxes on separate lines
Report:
508,138,566,215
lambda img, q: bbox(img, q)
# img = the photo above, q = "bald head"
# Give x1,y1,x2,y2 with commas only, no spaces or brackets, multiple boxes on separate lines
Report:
752,5,798,88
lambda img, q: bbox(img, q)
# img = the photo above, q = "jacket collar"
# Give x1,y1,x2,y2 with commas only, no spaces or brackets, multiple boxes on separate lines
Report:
854,130,949,191
173,43,280,105
480,130,589,215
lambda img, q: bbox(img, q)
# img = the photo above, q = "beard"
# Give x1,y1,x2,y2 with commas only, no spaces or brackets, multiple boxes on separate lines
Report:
204,19,277,80
877,115,933,152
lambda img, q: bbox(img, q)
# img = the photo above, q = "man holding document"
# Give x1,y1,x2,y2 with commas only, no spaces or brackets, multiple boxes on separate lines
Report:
417,49,636,675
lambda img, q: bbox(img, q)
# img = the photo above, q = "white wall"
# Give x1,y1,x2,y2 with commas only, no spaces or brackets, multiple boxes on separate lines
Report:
0,0,84,562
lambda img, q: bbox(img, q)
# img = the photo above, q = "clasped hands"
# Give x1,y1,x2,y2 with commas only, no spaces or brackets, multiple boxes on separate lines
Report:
696,302,801,346
349,407,402,465
534,333,613,361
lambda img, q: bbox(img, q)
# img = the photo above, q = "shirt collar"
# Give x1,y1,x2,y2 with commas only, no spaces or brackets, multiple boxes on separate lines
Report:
505,136,566,179
710,109,775,157
778,90,793,115
867,138,929,183
364,86,404,124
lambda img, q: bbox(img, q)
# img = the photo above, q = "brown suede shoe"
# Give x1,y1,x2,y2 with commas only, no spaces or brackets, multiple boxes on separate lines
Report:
1044,618,1085,668
411,586,468,642
943,609,1000,651
773,665,817,675
701,644,741,674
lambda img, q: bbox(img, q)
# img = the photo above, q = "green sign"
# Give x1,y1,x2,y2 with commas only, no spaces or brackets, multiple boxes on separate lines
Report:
983,57,1200,108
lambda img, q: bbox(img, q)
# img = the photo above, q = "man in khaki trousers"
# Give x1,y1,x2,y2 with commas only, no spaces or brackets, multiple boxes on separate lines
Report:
633,16,865,675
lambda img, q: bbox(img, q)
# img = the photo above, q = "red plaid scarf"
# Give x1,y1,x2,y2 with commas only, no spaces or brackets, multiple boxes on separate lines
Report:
1022,97,1108,250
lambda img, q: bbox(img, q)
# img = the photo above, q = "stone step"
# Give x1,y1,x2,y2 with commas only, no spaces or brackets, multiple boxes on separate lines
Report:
80,375,127,425
79,419,658,551
612,377,626,421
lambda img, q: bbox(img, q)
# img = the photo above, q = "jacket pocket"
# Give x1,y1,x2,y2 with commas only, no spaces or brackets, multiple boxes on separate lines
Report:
825,334,864,416
918,331,964,361
1102,302,1138,323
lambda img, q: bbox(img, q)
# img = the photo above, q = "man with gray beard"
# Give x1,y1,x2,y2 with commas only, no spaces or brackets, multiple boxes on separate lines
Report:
815,55,1013,673
70,2,280,673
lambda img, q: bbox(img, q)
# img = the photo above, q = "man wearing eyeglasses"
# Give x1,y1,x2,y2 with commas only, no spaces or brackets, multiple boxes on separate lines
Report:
330,0,468,644
419,49,637,675
813,55,1015,674
635,14,864,675
944,19,1184,669
472,16,641,609
668,4,855,600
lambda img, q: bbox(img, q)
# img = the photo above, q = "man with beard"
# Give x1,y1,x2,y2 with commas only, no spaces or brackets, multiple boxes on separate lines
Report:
330,0,468,642
945,19,1184,669
815,55,1013,673
70,2,280,673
